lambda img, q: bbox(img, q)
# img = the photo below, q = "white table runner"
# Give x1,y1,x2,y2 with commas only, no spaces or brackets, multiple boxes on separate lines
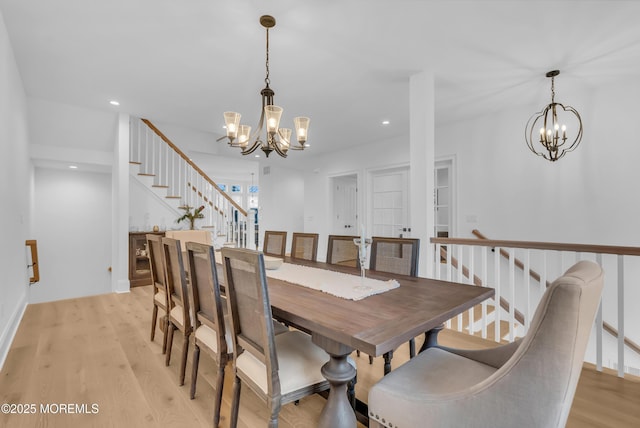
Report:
265,262,399,301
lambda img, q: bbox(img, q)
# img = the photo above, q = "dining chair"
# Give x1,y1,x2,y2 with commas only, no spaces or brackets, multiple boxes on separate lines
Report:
326,234,361,268
290,232,319,261
164,229,212,252
263,230,287,258
221,247,352,428
364,237,420,369
185,242,232,427
369,236,420,277
368,260,604,428
147,233,170,354
162,236,192,386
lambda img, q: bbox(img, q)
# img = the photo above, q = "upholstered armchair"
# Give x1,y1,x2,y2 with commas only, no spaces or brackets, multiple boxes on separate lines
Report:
368,260,604,428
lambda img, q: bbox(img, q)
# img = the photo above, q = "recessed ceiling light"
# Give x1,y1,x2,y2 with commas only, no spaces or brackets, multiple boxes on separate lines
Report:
109,100,120,106
254,154,260,158
382,120,390,125
69,165,78,169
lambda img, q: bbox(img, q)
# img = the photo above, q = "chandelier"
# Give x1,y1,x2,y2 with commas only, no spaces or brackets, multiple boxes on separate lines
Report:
219,15,310,158
525,70,583,162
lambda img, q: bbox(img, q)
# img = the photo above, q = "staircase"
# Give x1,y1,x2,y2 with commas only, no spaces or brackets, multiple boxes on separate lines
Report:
129,117,254,248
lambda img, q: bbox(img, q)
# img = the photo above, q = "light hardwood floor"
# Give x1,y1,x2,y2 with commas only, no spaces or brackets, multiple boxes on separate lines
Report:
1,286,639,427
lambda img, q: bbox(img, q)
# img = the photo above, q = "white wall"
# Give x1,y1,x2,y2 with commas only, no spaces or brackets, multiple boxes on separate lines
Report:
0,10,31,367
302,135,410,261
435,76,640,366
129,175,181,232
30,168,112,303
258,163,305,252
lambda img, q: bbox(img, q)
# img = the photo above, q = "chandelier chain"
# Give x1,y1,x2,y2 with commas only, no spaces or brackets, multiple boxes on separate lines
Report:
265,28,270,86
551,76,555,104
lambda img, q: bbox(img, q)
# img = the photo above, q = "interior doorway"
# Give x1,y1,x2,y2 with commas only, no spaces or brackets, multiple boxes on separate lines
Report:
331,174,358,235
435,158,454,238
369,166,410,237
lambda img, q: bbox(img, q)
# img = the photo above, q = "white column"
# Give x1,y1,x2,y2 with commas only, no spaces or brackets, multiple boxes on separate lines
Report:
410,71,435,277
112,113,130,293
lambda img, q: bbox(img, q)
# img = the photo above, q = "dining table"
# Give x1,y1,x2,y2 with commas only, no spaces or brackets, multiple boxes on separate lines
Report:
261,256,495,428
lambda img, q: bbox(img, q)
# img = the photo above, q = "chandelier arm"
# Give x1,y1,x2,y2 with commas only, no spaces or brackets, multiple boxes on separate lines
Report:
241,140,261,155
272,140,288,158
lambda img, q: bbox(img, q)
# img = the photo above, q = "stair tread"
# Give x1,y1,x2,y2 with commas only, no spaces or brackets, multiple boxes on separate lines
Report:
138,173,156,177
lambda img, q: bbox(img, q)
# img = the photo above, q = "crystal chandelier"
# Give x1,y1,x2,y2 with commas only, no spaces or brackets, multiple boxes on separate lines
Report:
525,70,583,162
219,15,310,158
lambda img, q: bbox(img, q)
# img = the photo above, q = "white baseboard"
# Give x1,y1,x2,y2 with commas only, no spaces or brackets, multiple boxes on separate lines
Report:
0,293,28,371
114,278,130,294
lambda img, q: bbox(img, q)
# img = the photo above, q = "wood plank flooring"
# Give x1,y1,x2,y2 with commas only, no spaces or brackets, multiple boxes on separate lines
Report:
1,286,639,427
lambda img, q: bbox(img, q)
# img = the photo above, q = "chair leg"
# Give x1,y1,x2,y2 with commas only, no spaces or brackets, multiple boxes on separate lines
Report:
161,315,169,354
179,333,190,386
356,350,360,357
190,344,200,399
150,304,158,342
212,363,226,428
383,350,393,375
230,375,241,428
348,373,357,410
409,337,416,358
368,355,374,364
269,399,281,428
165,323,175,366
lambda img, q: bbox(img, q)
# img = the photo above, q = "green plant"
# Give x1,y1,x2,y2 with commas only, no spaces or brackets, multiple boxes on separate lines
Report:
176,205,205,230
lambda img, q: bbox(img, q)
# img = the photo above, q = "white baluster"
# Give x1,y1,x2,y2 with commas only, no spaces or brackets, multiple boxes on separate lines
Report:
524,249,531,334
457,245,463,333
481,246,488,339
617,255,625,378
596,253,603,372
494,246,501,343
508,248,515,342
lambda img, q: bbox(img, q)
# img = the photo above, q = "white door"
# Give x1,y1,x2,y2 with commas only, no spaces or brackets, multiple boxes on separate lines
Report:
332,174,358,234
371,167,409,237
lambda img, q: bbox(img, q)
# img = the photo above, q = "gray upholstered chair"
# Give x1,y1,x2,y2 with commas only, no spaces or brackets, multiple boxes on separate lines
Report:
326,234,361,268
263,230,287,258
147,233,169,353
221,247,352,428
368,260,604,428
185,242,232,427
162,237,192,386
290,232,319,261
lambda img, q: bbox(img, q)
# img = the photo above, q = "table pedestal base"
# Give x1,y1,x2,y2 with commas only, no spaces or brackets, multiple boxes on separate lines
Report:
313,334,357,428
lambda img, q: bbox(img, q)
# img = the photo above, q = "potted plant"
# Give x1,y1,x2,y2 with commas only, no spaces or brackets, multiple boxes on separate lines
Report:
176,205,205,230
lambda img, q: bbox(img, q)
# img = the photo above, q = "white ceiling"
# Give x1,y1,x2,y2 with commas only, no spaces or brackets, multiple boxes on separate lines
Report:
2,0,640,159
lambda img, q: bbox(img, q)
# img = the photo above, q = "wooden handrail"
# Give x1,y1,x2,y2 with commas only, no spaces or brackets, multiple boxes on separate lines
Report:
432,232,640,256
603,323,640,356
437,230,640,357
439,246,525,326
141,118,248,217
472,229,552,287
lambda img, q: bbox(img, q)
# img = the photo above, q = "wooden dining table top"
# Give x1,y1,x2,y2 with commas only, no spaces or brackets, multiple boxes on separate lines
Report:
265,257,495,357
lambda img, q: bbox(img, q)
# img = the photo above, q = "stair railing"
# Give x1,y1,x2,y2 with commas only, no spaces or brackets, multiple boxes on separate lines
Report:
129,117,251,247
470,229,640,360
431,234,640,378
